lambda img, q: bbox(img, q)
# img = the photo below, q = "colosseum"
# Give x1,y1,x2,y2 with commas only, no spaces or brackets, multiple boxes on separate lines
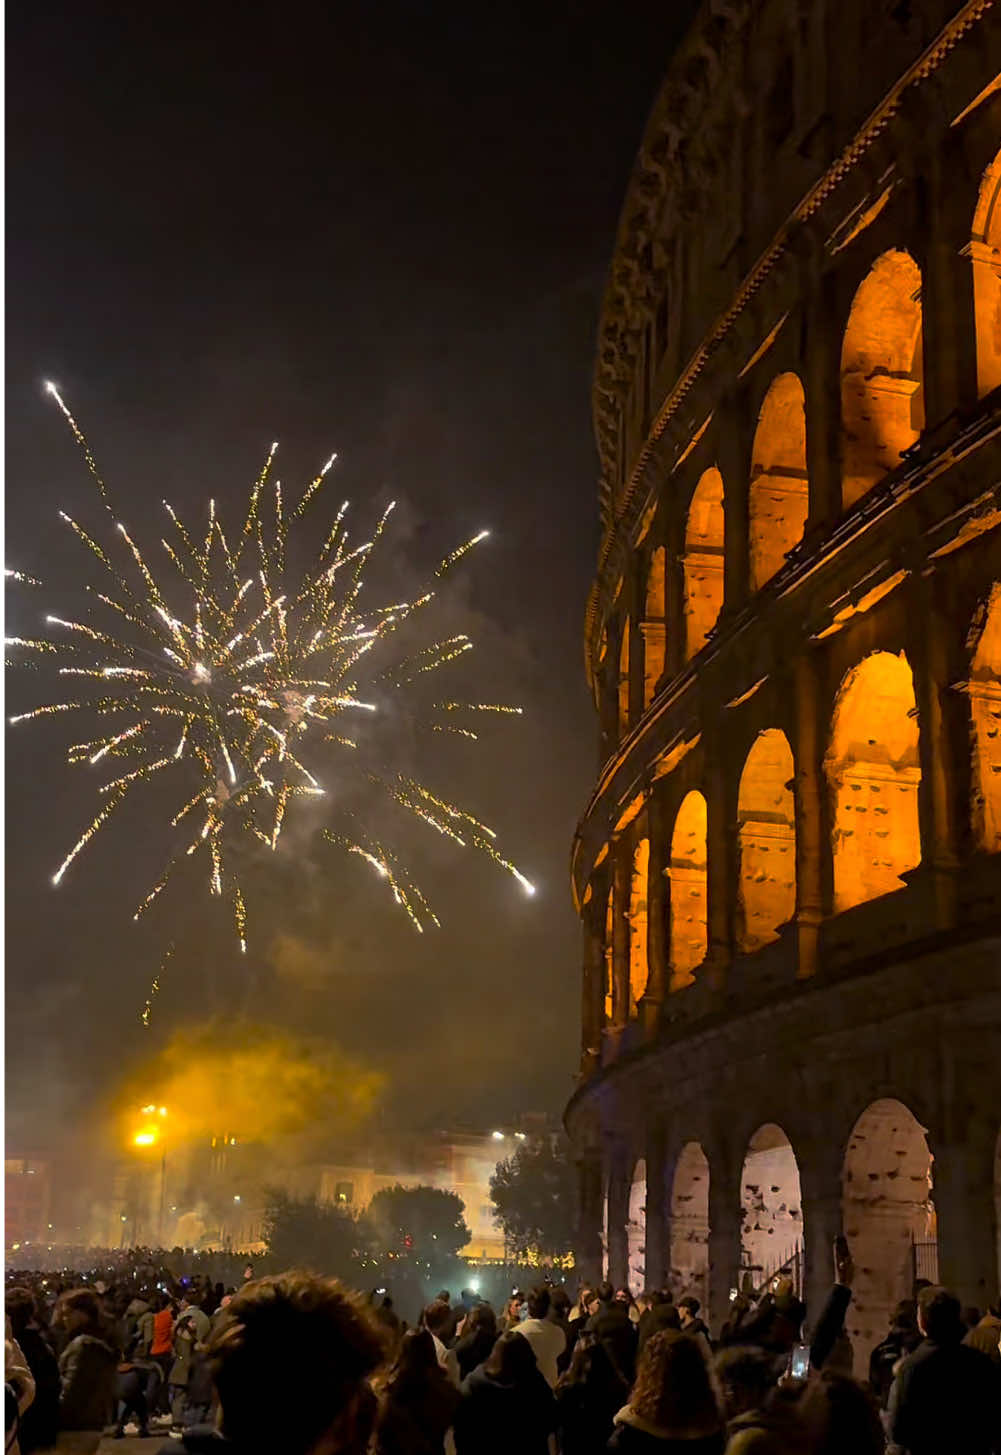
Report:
565,0,1001,1373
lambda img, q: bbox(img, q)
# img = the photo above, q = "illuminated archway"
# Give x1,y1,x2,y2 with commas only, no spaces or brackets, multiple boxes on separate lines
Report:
669,1141,709,1306
683,468,725,660
971,148,1001,398
842,1100,935,1375
644,547,667,707
825,651,921,912
749,374,809,589
969,584,1001,854
618,620,631,737
627,1158,647,1296
668,791,707,990
737,730,796,952
840,250,924,508
629,837,650,1011
740,1124,803,1292
603,885,614,1023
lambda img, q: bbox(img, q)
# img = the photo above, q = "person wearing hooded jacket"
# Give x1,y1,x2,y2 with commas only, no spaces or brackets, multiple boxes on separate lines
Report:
453,1330,555,1455
53,1288,118,1452
608,1330,726,1455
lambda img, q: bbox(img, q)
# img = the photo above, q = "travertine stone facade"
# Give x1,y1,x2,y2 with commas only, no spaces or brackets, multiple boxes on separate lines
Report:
567,0,1001,1376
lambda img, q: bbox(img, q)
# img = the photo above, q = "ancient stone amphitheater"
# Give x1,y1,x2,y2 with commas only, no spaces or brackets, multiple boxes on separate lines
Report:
565,0,1001,1372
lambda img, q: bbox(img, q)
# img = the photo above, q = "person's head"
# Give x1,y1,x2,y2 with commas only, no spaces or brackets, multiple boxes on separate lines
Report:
484,1329,539,1384
917,1285,964,1344
562,1336,617,1390
614,1287,632,1306
714,1345,779,1419
436,1289,451,1306
423,1299,452,1339
527,1286,551,1320
630,1331,724,1435
890,1299,916,1332
5,1289,36,1339
595,1281,614,1305
962,1305,982,1331
209,1273,385,1455
678,1295,700,1328
796,1370,883,1455
577,1286,595,1312
464,1302,497,1341
506,1291,524,1319
380,1296,393,1311
389,1328,439,1386
549,1286,571,1318
55,1288,103,1337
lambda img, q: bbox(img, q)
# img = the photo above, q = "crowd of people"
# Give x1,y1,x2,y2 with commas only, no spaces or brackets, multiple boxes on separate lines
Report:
3,1239,1000,1454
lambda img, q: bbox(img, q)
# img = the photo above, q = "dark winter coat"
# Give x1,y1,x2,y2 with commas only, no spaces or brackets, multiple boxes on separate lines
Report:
375,1371,459,1455
11,1327,60,1452
554,1367,626,1454
607,1404,726,1455
453,1362,556,1455
586,1302,637,1387
453,1326,497,1381
637,1305,680,1353
867,1320,920,1407
887,1336,1001,1455
58,1332,118,1431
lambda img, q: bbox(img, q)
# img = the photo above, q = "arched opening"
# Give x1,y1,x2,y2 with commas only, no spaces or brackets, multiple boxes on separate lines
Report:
618,620,631,738
969,584,1001,854
669,1141,709,1306
840,250,924,508
971,149,1001,398
740,1125,803,1294
825,651,922,912
643,547,667,707
668,791,707,991
749,373,809,589
737,729,797,953
627,1158,647,1296
604,885,614,1023
842,1099,936,1376
683,468,725,660
629,837,650,1012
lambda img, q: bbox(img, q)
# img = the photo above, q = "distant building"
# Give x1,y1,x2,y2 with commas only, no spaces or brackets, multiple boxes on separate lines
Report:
5,1157,52,1249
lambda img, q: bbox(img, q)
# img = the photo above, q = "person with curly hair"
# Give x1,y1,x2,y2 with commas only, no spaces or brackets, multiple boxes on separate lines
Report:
608,1330,726,1454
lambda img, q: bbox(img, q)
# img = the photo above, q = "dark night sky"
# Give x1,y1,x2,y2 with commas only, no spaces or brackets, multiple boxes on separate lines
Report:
6,2,696,1160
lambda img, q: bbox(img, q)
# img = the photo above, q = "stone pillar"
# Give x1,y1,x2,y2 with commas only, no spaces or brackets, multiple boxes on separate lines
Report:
708,1160,742,1335
598,648,619,767
793,650,826,976
611,844,631,1037
641,619,667,709
704,721,736,989
576,1154,605,1286
934,1138,997,1310
644,1121,669,1289
719,390,751,619
607,1158,631,1289
800,1176,843,1342
643,782,669,1031
803,266,843,534
909,574,959,928
580,872,608,1076
627,564,646,731
665,513,687,680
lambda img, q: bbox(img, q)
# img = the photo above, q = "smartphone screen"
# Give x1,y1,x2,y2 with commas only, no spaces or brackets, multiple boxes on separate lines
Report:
790,1342,810,1379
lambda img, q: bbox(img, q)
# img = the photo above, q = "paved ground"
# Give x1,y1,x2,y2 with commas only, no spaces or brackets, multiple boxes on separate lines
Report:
96,1437,168,1453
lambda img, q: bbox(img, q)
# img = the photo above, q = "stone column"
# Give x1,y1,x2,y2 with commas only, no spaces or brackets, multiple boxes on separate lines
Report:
643,782,669,1032
803,266,843,535
644,1121,669,1289
611,843,631,1038
580,871,609,1076
641,619,667,709
934,1137,998,1310
909,574,959,929
704,720,736,989
719,389,751,619
607,1158,631,1289
665,513,687,680
707,1160,742,1335
793,650,827,976
800,1171,843,1342
626,562,646,732
575,1154,605,1286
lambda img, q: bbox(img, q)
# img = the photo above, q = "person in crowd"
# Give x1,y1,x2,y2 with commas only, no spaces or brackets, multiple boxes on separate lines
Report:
111,1362,152,1441
168,1293,211,1431
638,1292,681,1353
615,1288,640,1325
422,1300,460,1384
795,1370,884,1455
372,1295,402,1354
5,1328,36,1455
677,1296,712,1346
453,1329,556,1455
555,1334,629,1455
887,1284,1001,1455
144,1293,175,1415
373,1328,459,1455
586,1282,637,1389
868,1300,920,1407
500,1290,525,1332
714,1345,806,1454
53,1288,118,1453
964,1295,1001,1365
159,1271,384,1455
549,1285,573,1373
453,1302,498,1381
608,1330,726,1454
513,1286,566,1388
5,1289,60,1452
570,1287,595,1325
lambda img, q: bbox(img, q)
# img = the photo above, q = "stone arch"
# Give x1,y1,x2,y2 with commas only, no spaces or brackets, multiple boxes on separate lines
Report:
842,1099,936,1375
740,1124,803,1291
643,547,667,707
971,148,1001,399
969,583,1001,854
683,468,725,660
668,790,708,990
749,373,809,589
825,651,922,913
627,1158,647,1296
737,729,796,953
840,250,924,508
629,837,650,1011
618,620,631,737
669,1141,710,1306
603,884,614,1023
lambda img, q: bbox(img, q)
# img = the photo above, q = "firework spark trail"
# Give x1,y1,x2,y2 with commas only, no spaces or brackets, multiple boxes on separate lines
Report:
5,387,535,949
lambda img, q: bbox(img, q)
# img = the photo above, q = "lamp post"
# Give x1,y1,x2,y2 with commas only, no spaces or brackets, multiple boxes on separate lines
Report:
133,1105,168,1246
